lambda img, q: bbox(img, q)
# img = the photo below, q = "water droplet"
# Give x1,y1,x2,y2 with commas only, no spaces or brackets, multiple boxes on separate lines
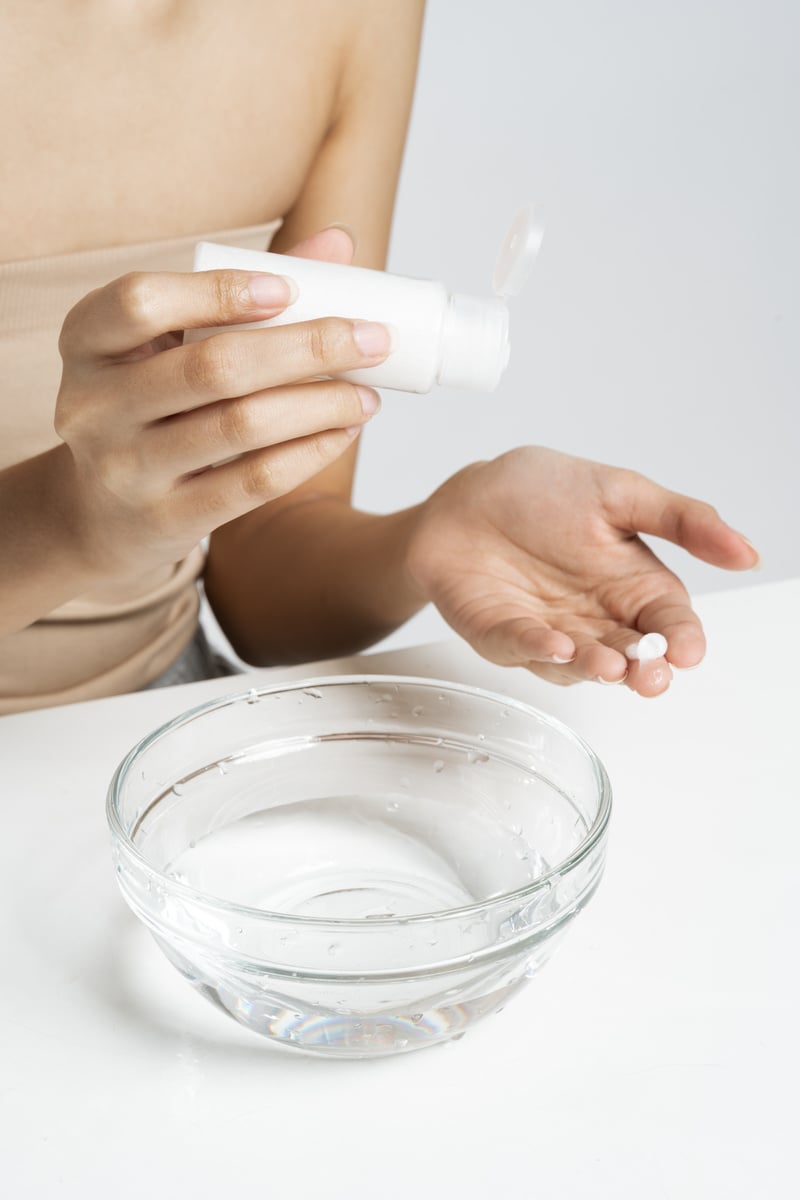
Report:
246,688,259,705
302,687,323,700
171,782,185,796
217,762,228,776
327,943,340,956
187,840,196,851
502,708,511,718
387,798,400,812
235,926,243,935
428,937,439,947
412,705,424,718
467,751,489,765
478,732,486,741
411,1013,423,1024
433,760,445,774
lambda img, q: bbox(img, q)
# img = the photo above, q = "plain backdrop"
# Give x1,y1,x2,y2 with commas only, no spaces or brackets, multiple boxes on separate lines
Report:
351,0,798,651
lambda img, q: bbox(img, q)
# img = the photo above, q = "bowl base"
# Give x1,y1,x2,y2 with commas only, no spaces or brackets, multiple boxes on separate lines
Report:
212,978,527,1058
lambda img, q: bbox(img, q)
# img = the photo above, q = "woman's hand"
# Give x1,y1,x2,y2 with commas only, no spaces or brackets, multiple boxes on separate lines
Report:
406,446,759,697
53,229,389,581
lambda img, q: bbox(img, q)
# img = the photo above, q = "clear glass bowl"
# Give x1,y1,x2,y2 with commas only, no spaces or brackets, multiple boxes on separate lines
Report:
107,676,611,1058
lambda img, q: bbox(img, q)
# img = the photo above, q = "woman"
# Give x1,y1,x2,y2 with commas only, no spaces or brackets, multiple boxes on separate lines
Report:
0,0,757,714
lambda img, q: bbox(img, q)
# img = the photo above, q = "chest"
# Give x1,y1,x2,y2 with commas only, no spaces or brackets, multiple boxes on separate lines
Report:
0,2,341,260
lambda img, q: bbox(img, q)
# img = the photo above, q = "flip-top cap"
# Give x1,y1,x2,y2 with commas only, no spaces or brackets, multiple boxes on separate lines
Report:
492,204,543,298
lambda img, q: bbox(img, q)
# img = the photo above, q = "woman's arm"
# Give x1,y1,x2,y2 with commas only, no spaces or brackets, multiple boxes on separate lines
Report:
204,0,428,656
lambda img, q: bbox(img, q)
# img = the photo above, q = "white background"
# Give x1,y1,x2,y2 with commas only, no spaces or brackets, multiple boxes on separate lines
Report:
353,0,798,650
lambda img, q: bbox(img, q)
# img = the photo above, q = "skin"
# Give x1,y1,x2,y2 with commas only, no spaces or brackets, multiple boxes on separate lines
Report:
0,0,758,701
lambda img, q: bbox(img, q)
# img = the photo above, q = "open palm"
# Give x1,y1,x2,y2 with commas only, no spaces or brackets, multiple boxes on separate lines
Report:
407,447,757,696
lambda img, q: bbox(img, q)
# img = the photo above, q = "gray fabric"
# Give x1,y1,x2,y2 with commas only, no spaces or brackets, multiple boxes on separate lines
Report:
142,626,240,691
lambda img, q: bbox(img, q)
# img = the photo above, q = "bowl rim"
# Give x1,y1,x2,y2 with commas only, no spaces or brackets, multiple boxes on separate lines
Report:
106,673,612,928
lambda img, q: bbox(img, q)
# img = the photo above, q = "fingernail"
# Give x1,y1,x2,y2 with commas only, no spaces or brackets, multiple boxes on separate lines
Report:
594,676,624,685
352,320,392,358
248,273,297,309
551,655,575,664
356,386,381,416
344,425,362,439
735,532,762,571
734,532,762,568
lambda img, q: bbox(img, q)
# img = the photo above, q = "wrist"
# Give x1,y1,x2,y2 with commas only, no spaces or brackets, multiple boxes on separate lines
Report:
43,443,114,588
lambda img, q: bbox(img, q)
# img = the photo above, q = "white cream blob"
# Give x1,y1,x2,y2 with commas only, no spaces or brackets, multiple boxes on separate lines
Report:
625,632,668,663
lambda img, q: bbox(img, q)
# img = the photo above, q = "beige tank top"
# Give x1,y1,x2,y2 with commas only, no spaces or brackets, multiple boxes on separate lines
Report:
0,220,281,714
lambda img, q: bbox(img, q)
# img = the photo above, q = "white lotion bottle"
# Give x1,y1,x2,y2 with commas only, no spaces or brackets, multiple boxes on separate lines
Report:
189,206,542,394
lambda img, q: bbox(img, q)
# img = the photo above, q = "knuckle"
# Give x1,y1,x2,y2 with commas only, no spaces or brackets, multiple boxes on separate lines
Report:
53,395,77,441
54,386,93,444
240,455,279,501
217,398,259,449
184,336,237,395
310,427,350,469
115,272,157,325
332,380,362,419
211,270,250,317
57,306,81,359
58,288,102,358
303,318,349,370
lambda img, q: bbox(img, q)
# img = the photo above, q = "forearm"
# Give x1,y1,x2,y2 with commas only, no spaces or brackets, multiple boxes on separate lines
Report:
0,444,104,637
204,495,429,665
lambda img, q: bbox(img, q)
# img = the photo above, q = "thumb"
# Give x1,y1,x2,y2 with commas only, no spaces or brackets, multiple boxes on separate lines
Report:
284,224,357,265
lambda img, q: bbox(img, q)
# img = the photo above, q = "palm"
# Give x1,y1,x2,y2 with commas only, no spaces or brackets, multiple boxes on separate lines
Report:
407,447,755,696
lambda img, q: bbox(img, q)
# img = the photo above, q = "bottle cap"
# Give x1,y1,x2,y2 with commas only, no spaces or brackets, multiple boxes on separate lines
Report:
438,294,510,391
492,204,543,298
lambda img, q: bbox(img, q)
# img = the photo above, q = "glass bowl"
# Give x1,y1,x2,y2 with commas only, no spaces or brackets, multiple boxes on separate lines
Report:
107,675,611,1059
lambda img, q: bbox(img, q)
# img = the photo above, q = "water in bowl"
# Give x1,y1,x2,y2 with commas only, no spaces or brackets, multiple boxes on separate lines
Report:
164,790,551,919
132,730,589,1055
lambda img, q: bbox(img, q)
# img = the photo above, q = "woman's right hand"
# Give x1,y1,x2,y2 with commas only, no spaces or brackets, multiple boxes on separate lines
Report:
53,259,390,579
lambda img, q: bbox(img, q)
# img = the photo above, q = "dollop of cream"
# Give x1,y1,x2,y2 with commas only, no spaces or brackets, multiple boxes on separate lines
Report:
625,632,668,663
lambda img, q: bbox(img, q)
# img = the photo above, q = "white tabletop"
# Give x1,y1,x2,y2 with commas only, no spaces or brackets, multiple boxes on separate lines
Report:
1,579,797,1198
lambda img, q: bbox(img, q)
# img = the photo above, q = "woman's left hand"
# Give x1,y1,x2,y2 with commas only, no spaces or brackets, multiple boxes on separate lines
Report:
406,446,758,696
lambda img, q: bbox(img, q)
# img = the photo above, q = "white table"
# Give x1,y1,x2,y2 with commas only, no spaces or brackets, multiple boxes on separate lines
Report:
1,580,797,1198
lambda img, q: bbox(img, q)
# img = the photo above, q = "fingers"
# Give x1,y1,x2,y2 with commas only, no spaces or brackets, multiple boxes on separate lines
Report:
178,424,363,526
133,317,392,420
477,597,708,698
149,380,380,477
60,269,298,359
472,615,577,667
533,592,706,698
611,471,760,571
